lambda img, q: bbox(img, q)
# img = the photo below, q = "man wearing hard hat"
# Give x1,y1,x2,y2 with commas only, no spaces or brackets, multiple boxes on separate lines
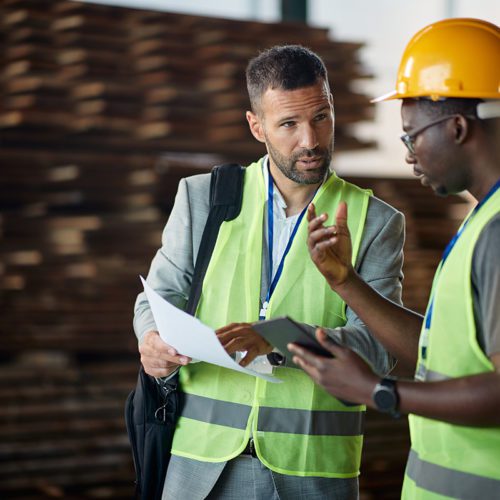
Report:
289,18,500,499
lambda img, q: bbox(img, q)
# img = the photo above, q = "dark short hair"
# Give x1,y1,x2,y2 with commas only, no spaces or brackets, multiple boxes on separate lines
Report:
415,97,482,119
415,97,497,135
246,45,329,113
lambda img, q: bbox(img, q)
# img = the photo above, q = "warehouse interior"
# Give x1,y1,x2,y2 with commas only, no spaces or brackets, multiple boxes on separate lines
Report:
1,1,497,498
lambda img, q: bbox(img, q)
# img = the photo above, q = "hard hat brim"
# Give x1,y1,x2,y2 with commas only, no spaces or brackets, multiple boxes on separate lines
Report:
370,90,400,103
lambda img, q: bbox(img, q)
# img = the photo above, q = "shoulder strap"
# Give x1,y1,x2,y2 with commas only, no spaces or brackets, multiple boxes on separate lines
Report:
185,163,245,315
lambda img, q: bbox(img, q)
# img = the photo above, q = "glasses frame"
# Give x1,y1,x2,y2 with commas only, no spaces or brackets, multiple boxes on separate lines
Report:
400,114,475,154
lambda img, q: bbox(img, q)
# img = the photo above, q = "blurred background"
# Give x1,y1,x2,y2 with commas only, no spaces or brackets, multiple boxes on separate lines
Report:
0,0,498,498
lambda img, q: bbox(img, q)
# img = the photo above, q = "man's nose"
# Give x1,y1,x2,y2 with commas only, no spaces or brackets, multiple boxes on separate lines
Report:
299,125,319,150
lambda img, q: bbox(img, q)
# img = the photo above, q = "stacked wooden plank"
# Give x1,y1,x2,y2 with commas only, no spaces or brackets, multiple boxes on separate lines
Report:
1,0,70,138
0,0,469,498
0,359,138,499
355,177,471,313
0,0,374,154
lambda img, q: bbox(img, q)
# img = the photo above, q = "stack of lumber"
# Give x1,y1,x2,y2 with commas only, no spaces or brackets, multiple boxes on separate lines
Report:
0,0,469,498
0,0,373,155
350,177,471,314
0,359,138,499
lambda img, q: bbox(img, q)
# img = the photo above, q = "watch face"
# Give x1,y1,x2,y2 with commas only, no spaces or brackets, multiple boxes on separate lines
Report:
375,387,396,410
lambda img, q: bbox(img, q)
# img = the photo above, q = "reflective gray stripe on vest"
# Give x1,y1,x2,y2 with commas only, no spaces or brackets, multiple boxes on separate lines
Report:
424,368,450,381
415,363,451,382
406,449,500,499
258,406,364,436
179,393,364,436
179,393,251,430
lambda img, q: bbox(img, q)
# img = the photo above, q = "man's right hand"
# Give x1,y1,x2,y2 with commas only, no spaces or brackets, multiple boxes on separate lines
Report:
139,330,191,378
307,201,354,289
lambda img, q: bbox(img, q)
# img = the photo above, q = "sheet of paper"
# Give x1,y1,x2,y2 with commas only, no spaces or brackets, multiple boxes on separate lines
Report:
141,277,281,383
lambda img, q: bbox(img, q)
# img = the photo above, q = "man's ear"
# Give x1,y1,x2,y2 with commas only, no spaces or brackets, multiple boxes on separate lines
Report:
453,114,470,144
329,93,335,121
246,110,266,143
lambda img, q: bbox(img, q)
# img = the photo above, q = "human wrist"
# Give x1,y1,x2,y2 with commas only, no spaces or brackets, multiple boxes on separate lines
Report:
165,362,181,374
331,266,358,296
157,366,180,383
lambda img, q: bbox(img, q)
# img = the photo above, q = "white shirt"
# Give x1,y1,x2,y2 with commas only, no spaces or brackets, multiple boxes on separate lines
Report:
245,158,303,373
262,158,301,286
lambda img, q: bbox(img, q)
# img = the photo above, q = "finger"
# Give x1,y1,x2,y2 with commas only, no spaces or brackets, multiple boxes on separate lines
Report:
140,341,191,364
170,354,191,365
335,202,348,231
287,342,325,369
140,340,185,361
239,348,258,367
144,351,191,365
315,328,344,357
162,343,180,357
145,332,179,356
306,203,324,223
313,238,339,252
224,335,263,354
307,213,329,234
216,330,239,343
309,237,341,261
291,354,321,381
307,203,317,222
308,226,338,247
223,337,247,354
215,322,243,334
217,326,250,345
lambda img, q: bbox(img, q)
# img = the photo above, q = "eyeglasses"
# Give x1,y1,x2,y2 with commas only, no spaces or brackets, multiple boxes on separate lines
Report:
400,114,475,154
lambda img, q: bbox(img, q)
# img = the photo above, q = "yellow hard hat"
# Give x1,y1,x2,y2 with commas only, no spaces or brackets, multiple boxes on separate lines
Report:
373,18,500,102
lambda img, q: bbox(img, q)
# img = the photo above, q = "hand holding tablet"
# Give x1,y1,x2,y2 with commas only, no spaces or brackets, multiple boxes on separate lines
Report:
252,316,333,368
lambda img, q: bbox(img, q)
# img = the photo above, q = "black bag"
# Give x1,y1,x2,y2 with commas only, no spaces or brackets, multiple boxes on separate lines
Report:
125,366,179,500
125,164,245,499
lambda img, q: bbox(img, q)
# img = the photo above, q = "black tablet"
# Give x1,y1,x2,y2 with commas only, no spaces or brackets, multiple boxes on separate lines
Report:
253,316,333,367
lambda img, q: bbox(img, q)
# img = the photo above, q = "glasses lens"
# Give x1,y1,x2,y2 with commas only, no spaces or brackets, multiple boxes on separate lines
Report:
400,135,414,154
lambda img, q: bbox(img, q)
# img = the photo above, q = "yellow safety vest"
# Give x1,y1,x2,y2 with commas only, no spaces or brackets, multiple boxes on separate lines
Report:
171,159,372,477
403,187,500,499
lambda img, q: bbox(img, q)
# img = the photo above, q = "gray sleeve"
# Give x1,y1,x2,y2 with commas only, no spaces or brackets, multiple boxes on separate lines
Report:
325,197,405,375
133,174,211,344
472,215,500,356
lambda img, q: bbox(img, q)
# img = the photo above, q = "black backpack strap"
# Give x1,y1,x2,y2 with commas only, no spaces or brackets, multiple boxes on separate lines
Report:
125,164,244,499
185,163,245,315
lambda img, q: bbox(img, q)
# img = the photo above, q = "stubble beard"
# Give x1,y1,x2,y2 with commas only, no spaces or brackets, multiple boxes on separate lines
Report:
266,139,333,185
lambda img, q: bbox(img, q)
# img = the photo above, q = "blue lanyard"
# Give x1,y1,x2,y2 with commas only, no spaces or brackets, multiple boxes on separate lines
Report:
424,178,500,332
259,168,314,320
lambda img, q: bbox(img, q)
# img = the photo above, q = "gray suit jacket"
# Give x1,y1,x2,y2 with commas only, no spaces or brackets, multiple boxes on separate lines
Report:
133,170,405,499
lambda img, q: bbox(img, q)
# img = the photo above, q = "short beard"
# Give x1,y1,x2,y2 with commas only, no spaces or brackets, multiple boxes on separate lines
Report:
266,138,332,185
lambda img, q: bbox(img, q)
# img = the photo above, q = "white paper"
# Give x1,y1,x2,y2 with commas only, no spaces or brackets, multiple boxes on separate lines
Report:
141,277,281,383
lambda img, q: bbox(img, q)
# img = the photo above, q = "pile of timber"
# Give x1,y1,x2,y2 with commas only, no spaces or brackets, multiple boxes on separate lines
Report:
0,0,374,155
0,0,470,498
350,176,471,313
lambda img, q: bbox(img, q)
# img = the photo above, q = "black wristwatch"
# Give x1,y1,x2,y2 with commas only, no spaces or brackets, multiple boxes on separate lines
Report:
372,377,400,418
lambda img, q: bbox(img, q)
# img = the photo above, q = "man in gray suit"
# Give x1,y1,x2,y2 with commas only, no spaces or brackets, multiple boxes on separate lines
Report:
134,45,405,499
